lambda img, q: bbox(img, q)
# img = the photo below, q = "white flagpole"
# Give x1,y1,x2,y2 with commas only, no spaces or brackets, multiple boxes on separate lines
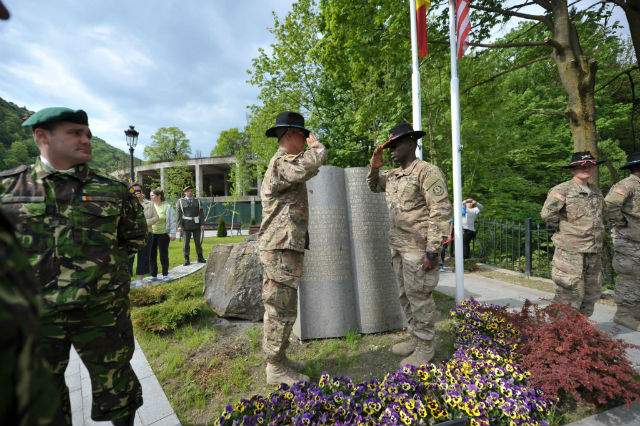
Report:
449,0,465,303
408,0,423,160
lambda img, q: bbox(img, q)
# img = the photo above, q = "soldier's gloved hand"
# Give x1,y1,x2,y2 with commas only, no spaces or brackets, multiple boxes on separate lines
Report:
306,132,320,148
421,251,439,271
370,145,384,169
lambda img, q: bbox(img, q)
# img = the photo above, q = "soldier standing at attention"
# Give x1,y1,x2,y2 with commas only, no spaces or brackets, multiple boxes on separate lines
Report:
541,151,605,316
0,107,147,425
368,122,452,367
605,152,640,330
259,111,326,385
176,185,205,265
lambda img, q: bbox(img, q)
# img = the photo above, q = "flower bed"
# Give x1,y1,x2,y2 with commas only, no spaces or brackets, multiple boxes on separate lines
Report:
217,299,640,425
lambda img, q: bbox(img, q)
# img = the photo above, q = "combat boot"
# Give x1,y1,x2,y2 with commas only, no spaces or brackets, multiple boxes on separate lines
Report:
266,362,309,386
400,340,434,367
613,306,640,331
391,335,417,357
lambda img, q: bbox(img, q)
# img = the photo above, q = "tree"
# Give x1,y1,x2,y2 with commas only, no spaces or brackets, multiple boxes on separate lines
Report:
211,128,246,157
144,127,191,162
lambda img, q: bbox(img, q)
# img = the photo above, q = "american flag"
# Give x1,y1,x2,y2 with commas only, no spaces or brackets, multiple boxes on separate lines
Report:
456,0,471,59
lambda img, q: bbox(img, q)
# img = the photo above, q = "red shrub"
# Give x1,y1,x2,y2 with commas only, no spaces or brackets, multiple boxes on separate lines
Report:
510,302,640,407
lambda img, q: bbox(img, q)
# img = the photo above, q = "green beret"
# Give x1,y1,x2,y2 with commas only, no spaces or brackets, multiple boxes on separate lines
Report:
21,107,88,128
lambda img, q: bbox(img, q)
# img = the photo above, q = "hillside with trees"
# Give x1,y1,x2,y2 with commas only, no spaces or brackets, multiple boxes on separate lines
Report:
0,97,139,174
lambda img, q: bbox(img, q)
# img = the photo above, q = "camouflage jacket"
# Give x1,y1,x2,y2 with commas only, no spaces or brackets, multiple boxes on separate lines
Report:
605,174,640,242
367,159,452,254
259,143,327,252
0,210,62,425
540,179,604,253
0,158,147,308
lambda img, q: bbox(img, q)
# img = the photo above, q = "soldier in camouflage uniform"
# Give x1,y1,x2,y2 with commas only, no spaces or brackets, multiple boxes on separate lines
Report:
259,112,326,386
541,151,605,316
368,122,452,367
0,107,147,425
605,152,640,330
0,208,64,425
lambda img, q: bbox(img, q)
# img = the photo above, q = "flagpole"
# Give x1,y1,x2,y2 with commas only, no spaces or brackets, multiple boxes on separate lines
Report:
449,0,465,303
408,0,423,160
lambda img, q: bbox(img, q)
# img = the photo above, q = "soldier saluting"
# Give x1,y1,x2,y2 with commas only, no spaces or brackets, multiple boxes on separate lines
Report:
605,152,640,330
0,107,147,425
259,111,326,385
176,185,206,265
541,151,605,316
368,122,452,367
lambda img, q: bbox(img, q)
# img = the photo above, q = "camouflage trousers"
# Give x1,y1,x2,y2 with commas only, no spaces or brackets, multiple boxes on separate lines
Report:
612,237,640,317
39,292,143,423
259,249,304,363
391,249,439,344
551,248,603,316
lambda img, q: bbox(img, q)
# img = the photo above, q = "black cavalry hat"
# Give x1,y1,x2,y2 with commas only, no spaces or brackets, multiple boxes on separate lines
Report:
621,152,640,170
563,151,605,168
382,122,426,149
265,111,311,138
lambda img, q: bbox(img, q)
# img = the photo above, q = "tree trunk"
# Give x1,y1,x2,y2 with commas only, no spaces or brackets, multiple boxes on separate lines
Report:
624,0,640,64
550,1,599,179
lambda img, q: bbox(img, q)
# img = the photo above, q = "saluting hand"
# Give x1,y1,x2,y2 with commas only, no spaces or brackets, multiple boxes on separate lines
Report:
306,133,320,148
369,143,386,169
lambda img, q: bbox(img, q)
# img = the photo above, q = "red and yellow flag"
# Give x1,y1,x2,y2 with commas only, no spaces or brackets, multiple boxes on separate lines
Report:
416,0,431,57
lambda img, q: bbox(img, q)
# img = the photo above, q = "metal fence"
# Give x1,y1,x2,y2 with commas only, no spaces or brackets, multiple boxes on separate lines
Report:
470,219,555,278
470,218,616,286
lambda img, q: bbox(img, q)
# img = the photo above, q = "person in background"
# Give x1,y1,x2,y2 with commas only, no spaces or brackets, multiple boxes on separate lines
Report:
540,151,605,317
176,185,206,265
149,188,177,281
604,152,640,330
461,197,483,259
128,182,158,286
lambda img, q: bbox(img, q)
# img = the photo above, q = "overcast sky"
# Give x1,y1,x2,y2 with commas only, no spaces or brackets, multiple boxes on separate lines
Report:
0,0,295,157
0,1,629,159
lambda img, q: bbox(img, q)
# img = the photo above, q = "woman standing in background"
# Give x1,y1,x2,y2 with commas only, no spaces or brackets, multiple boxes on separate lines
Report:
129,182,158,286
149,188,177,281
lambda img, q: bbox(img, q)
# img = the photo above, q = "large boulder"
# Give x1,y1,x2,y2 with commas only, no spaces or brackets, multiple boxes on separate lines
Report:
204,241,264,321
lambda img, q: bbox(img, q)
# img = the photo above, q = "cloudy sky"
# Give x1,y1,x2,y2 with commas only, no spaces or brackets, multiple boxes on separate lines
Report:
0,0,294,157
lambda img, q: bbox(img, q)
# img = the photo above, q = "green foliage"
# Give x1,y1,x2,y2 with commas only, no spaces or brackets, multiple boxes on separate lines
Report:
246,2,638,220
211,128,245,157
130,285,170,307
131,273,211,333
133,298,210,333
144,127,192,162
165,161,194,200
217,217,227,237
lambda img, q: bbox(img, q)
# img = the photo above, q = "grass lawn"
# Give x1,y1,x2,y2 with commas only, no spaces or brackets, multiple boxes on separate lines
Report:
130,237,458,425
132,235,245,274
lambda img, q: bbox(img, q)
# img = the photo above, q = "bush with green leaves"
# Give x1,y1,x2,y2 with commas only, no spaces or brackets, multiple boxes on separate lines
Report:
217,217,227,237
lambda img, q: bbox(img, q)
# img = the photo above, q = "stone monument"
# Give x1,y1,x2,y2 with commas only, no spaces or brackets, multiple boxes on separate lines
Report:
294,166,404,339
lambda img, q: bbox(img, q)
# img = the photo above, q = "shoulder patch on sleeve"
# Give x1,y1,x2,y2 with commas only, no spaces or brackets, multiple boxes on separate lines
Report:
0,164,29,177
432,184,445,196
614,188,627,197
550,191,565,202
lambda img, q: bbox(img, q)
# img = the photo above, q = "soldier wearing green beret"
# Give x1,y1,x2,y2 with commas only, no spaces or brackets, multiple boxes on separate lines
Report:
0,107,148,425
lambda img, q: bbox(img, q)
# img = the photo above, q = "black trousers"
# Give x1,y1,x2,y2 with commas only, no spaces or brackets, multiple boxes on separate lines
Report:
128,235,151,276
463,229,476,259
183,227,203,261
149,233,170,277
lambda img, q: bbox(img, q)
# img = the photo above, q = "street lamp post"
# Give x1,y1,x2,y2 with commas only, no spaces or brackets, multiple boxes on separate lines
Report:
124,125,139,182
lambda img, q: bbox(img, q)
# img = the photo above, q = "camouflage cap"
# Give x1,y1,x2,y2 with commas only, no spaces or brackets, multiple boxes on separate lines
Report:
22,107,88,128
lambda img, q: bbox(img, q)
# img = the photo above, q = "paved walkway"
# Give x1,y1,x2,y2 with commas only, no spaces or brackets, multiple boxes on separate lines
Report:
436,270,640,425
64,263,207,425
